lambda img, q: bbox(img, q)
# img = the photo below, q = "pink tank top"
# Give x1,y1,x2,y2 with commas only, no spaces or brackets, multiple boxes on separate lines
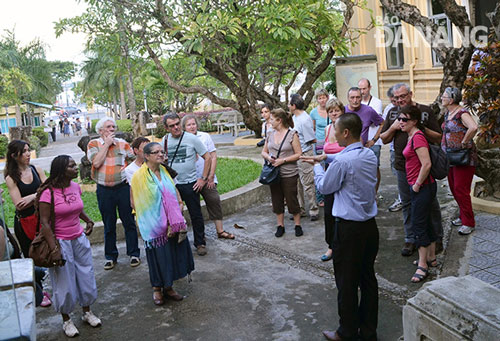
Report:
323,125,345,154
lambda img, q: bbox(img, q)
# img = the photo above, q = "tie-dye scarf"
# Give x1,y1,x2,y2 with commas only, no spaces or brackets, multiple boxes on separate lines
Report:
131,163,186,248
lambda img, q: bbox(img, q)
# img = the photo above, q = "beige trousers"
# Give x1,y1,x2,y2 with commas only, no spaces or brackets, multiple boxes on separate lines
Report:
297,149,319,216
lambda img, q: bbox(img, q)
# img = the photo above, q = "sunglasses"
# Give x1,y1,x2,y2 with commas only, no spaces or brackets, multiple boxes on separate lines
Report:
397,117,410,122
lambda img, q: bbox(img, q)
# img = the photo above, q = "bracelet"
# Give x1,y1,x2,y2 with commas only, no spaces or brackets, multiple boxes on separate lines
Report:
415,181,422,187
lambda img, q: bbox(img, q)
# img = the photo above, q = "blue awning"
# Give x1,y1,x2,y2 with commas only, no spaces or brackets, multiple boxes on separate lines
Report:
22,100,54,109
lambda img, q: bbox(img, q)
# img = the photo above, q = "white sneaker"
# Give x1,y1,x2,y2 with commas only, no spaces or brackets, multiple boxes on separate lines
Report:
82,311,102,327
388,199,403,212
63,319,79,337
458,225,474,235
452,218,462,226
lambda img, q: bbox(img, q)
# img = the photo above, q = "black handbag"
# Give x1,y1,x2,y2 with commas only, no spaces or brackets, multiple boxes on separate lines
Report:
446,148,470,166
259,129,290,185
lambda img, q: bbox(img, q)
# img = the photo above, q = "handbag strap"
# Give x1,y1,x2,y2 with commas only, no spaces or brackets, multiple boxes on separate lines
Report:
276,129,291,159
165,132,185,168
35,187,56,234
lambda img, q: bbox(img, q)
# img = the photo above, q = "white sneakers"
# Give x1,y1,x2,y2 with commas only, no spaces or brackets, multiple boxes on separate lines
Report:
458,225,474,235
82,311,102,327
63,312,101,338
63,320,79,338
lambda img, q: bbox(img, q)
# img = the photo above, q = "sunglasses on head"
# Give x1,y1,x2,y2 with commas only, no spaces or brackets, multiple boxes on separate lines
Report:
397,117,410,122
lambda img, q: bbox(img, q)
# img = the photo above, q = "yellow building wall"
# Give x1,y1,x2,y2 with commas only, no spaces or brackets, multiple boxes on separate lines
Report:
348,0,470,106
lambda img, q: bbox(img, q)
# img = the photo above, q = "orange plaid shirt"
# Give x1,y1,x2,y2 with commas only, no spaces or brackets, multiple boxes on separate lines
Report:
87,138,135,187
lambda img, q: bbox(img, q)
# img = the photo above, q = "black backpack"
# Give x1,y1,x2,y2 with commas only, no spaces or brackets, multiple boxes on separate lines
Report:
411,132,449,180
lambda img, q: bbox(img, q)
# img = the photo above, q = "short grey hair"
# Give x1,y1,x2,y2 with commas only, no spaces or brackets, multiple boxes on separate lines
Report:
393,83,411,93
95,117,116,133
443,87,462,104
314,88,329,99
181,114,199,130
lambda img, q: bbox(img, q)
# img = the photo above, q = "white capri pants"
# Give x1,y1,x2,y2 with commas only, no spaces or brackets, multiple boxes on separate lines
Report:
48,233,97,314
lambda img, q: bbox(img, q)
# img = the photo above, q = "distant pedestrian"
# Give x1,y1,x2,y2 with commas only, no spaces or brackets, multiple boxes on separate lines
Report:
35,155,101,337
74,118,82,136
86,117,92,132
440,87,478,235
309,113,379,341
63,118,71,137
130,142,194,306
87,117,140,270
257,103,274,147
48,119,57,142
59,119,64,133
261,108,303,237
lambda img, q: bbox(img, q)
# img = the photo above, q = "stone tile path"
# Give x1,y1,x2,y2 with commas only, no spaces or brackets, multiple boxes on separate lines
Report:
468,212,500,289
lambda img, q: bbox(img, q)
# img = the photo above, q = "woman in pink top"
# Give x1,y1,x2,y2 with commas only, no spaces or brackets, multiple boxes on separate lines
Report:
36,155,101,337
399,105,437,283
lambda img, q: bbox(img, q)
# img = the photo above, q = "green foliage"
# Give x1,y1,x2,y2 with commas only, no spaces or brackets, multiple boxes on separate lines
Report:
91,119,99,134
463,31,500,147
32,127,49,147
0,134,8,158
0,183,16,227
153,116,167,138
116,119,132,133
0,31,73,105
28,135,41,155
80,191,101,223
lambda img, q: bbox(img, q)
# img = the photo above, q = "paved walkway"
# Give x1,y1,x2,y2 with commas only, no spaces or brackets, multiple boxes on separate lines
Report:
467,212,500,289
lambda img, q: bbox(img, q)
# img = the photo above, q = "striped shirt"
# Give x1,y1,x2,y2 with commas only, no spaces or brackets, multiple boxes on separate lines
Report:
87,137,134,187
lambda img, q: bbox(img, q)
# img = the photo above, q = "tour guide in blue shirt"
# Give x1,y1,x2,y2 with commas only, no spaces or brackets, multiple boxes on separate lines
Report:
304,113,379,341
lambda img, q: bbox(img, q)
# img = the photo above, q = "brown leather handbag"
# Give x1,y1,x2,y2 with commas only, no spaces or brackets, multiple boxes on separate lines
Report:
29,188,61,268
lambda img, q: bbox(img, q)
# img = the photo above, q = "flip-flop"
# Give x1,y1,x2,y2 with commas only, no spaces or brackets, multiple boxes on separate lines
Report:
321,253,333,262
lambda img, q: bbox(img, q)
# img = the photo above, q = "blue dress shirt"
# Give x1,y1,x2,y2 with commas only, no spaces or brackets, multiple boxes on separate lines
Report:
314,142,378,221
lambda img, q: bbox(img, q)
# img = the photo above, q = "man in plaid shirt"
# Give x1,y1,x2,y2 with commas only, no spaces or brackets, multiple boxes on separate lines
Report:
87,117,140,270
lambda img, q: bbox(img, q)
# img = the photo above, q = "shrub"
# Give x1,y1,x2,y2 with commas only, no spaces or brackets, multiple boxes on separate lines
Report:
91,119,99,134
154,116,167,138
28,135,41,155
116,119,132,133
0,134,8,158
32,127,49,147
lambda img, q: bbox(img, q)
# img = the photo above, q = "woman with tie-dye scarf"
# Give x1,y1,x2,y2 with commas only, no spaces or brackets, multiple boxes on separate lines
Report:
131,142,194,306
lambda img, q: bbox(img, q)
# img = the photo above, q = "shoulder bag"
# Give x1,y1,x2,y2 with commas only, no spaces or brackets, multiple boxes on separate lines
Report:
259,129,291,185
444,112,470,166
29,188,61,268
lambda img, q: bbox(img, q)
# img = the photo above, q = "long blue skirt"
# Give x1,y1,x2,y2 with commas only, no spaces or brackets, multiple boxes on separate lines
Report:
145,234,194,288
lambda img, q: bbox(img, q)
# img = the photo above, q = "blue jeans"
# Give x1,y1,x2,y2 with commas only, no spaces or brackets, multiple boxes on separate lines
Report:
176,182,206,247
396,170,443,243
96,183,140,261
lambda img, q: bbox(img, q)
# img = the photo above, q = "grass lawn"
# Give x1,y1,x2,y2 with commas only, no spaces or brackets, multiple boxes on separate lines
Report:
1,157,261,227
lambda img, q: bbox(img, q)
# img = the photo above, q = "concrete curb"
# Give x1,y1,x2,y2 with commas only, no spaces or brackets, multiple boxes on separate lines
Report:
87,156,266,245
471,178,500,215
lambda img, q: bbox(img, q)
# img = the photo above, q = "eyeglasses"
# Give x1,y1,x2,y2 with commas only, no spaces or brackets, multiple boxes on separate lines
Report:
394,93,409,100
440,96,451,99
148,150,166,155
397,117,410,122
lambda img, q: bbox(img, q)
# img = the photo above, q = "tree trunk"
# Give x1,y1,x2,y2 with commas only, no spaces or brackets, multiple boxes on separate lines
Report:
476,149,500,199
114,0,146,137
119,78,127,120
15,104,23,126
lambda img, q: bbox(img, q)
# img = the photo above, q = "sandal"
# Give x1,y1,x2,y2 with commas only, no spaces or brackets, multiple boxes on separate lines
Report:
217,230,235,239
153,288,164,306
411,266,429,283
412,259,438,267
164,288,184,301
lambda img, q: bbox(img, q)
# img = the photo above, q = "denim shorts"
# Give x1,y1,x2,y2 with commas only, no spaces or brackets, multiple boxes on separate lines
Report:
370,145,381,167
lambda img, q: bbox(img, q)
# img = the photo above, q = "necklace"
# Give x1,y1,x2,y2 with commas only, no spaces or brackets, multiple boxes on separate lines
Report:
447,106,461,120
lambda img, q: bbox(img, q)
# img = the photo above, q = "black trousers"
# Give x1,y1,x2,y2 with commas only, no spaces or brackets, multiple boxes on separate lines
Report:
324,193,335,249
333,217,379,340
176,182,206,247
